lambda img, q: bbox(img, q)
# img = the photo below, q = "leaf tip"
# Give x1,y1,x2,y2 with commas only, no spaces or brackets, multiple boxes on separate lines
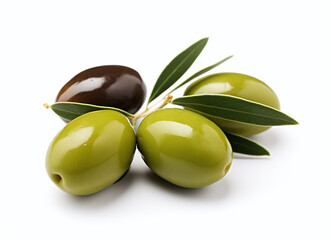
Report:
287,117,299,125
264,149,271,156
200,37,209,45
251,146,270,156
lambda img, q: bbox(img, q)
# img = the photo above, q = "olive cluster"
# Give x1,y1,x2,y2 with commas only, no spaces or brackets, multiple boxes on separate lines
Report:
46,65,280,195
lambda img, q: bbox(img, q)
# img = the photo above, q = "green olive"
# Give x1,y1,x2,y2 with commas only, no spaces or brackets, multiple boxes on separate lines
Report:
46,110,136,195
184,73,281,136
136,108,232,188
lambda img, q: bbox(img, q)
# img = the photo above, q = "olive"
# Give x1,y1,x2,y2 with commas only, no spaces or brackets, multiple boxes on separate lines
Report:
45,110,136,195
56,65,146,114
136,108,232,188
184,73,280,136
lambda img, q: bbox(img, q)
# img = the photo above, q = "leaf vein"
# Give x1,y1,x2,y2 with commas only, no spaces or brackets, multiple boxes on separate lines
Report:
150,44,201,101
174,100,287,122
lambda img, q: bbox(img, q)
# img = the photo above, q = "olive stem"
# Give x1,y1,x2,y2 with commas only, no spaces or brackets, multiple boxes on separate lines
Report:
131,95,173,127
43,103,51,109
145,98,164,111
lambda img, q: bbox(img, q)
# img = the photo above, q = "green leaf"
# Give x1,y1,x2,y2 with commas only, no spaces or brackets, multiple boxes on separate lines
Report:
50,102,133,121
224,132,270,156
172,94,298,126
148,38,208,104
168,55,233,93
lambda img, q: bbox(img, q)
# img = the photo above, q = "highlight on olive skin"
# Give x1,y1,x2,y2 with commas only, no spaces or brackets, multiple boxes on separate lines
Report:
56,65,147,115
136,108,233,188
45,110,136,195
184,72,281,136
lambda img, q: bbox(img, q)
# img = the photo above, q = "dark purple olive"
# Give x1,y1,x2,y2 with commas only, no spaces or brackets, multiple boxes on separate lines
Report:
56,65,146,114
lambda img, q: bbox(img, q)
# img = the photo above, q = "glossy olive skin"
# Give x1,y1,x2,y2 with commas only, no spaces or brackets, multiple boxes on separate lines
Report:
56,65,146,114
46,110,136,195
137,108,233,188
184,73,281,136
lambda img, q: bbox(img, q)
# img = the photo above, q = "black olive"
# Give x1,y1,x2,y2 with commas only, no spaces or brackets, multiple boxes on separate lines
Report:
56,65,146,114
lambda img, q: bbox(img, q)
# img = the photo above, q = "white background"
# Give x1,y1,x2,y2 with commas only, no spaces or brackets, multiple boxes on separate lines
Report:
1,0,330,239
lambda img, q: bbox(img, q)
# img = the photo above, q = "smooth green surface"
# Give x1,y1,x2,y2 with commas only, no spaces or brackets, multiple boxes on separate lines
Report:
148,38,208,104
46,110,136,195
184,73,281,136
137,108,233,188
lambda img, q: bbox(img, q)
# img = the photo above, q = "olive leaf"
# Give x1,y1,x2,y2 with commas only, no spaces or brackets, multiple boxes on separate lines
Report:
148,38,208,104
224,132,270,156
50,102,133,121
168,55,233,94
171,94,298,126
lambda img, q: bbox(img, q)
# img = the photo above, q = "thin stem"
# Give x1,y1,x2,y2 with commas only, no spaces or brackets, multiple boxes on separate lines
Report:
131,95,173,127
157,95,173,110
145,98,163,111
43,103,50,109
